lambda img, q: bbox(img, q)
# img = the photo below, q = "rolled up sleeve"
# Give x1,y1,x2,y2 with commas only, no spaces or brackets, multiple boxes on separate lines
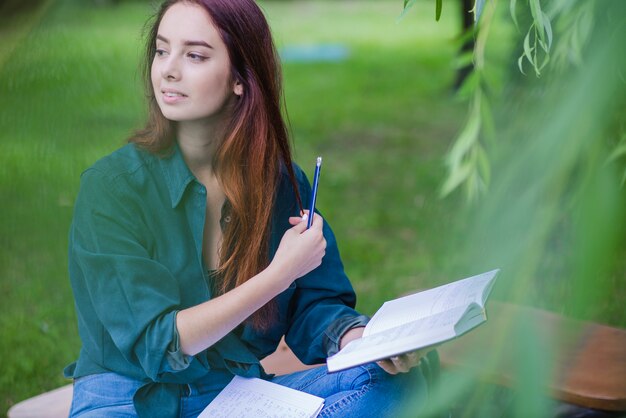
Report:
69,168,208,383
323,314,370,357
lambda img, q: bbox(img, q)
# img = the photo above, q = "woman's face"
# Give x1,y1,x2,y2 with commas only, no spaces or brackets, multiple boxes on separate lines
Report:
151,2,241,124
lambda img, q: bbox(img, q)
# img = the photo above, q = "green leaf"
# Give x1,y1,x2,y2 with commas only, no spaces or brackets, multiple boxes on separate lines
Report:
538,50,550,73
476,144,491,187
447,96,482,167
455,29,478,58
480,95,496,142
464,170,478,201
510,0,520,29
463,162,487,202
441,161,473,197
454,50,475,70
542,11,553,50
523,29,535,67
455,69,480,101
398,0,418,19
435,0,442,21
529,0,542,29
518,54,527,75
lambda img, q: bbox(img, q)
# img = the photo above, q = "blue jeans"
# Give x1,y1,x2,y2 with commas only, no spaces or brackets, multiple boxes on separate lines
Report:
70,363,427,417
272,363,426,418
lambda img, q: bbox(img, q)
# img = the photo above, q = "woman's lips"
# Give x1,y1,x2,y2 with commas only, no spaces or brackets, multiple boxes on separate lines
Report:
161,90,187,104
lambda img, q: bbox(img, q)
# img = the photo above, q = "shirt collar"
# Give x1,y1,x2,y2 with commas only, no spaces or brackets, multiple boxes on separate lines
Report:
158,142,196,208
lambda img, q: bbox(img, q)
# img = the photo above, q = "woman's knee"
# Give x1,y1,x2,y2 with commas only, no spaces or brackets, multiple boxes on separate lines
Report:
336,363,380,390
338,362,425,400
321,363,427,417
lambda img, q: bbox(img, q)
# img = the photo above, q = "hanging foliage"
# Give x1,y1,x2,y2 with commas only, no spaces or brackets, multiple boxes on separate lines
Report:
399,0,621,202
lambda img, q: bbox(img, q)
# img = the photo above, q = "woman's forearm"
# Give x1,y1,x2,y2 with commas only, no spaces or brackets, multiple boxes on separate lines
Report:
176,214,326,356
175,265,288,356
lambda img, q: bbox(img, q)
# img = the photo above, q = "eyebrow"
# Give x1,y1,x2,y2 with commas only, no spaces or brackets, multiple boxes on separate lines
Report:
156,35,213,49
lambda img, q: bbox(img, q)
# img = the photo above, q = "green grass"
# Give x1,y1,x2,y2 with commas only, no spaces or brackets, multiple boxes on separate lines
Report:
0,2,464,411
1,0,624,415
0,2,147,411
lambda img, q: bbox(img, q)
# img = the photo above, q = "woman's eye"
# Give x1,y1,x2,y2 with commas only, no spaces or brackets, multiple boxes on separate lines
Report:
155,49,167,57
188,53,207,62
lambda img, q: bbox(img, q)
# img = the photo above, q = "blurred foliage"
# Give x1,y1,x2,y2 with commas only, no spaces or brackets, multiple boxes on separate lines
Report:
398,1,626,415
399,0,626,320
403,0,624,204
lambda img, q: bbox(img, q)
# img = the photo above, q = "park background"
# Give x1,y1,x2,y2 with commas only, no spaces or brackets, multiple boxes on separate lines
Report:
1,0,624,416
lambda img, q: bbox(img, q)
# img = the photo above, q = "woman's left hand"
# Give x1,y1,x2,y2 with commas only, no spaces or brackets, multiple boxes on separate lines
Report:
376,350,428,375
339,327,429,375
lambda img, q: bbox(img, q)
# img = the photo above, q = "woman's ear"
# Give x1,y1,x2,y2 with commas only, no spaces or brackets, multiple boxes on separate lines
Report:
233,81,243,97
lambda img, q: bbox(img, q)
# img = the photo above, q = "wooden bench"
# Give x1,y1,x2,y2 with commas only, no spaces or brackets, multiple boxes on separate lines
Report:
437,301,626,412
8,302,626,417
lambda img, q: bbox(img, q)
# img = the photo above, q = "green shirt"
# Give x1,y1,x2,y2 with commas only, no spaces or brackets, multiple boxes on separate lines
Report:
65,143,367,416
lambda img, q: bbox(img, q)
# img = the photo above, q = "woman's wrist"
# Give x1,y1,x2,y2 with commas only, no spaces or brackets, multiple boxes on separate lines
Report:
339,326,365,350
262,261,294,293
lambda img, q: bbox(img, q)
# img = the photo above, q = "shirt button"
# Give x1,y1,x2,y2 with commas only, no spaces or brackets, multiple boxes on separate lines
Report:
224,216,231,223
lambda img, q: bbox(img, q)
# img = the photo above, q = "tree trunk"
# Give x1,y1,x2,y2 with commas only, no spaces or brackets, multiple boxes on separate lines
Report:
453,0,475,91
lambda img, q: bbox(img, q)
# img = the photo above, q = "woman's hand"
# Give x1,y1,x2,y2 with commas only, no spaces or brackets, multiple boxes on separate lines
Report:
268,211,326,289
340,326,429,375
376,350,428,375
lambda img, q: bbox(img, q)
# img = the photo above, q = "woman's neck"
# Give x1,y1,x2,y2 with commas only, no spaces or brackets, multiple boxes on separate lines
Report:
176,119,224,178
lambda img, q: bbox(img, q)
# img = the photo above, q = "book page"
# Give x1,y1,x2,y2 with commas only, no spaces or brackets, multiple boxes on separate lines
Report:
455,304,487,336
356,305,467,350
364,270,497,337
327,307,466,372
199,376,324,418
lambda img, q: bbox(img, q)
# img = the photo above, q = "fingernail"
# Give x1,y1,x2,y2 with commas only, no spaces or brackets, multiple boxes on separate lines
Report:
301,213,308,222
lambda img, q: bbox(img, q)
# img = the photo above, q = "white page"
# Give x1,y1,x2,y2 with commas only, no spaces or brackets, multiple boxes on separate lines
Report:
344,305,466,354
364,270,497,337
327,309,460,372
199,376,324,418
327,304,488,372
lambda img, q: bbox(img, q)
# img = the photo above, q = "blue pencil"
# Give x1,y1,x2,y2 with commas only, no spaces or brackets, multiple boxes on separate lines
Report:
306,157,322,229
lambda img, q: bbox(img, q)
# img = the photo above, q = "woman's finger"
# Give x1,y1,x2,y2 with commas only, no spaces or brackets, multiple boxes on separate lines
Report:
288,209,311,225
288,213,307,225
309,212,324,230
390,355,411,373
289,216,308,234
376,359,398,375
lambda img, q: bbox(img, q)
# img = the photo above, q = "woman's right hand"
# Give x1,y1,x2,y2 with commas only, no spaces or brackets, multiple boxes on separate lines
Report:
269,211,326,289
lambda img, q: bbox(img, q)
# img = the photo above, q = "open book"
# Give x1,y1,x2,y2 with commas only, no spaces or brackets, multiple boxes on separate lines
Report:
326,269,499,372
198,376,324,418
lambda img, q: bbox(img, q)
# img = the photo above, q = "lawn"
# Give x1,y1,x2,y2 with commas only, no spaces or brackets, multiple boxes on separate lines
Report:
1,0,624,415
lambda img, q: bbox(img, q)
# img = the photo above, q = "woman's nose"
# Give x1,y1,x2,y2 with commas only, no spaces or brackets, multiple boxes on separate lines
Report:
161,56,181,81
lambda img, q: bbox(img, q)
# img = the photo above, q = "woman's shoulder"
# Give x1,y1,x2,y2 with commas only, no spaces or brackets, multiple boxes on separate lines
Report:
83,143,156,182
77,144,164,202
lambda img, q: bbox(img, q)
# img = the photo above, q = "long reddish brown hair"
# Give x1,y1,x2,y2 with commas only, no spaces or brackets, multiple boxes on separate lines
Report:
131,0,303,329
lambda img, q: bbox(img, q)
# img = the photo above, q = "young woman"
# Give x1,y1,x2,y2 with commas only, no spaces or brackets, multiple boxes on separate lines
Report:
65,1,427,416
